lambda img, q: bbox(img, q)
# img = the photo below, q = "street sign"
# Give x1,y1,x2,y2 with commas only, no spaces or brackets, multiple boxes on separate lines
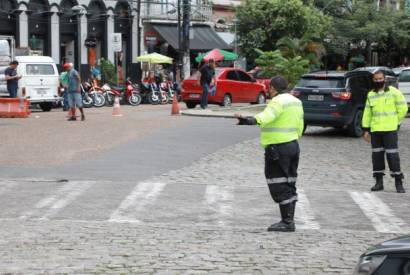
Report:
84,38,97,48
111,33,122,52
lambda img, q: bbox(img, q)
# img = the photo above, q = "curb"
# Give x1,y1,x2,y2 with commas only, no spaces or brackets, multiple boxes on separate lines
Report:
181,104,266,118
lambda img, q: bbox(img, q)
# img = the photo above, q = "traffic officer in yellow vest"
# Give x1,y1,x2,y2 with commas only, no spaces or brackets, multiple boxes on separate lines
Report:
236,76,304,232
362,70,408,193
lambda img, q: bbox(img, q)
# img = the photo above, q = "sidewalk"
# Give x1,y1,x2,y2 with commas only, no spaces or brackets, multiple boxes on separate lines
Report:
181,104,266,118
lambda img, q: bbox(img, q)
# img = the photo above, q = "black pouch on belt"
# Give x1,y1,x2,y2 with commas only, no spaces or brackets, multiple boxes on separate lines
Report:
266,145,280,161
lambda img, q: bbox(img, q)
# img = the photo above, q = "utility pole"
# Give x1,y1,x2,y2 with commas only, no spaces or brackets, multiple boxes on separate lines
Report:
182,0,190,79
137,0,141,56
177,0,182,79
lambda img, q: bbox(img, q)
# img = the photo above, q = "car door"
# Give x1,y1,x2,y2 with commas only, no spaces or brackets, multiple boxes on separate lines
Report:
398,69,410,104
235,70,254,102
220,70,239,103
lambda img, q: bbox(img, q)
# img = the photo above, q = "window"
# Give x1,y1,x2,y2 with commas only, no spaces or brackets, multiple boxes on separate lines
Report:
347,76,370,93
226,71,238,81
399,70,410,82
236,71,252,82
26,64,55,75
297,77,345,89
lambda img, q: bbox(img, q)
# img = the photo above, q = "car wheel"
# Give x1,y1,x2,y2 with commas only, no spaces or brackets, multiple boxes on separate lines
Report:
39,102,52,112
186,101,197,109
221,94,232,107
256,92,266,104
348,109,364,137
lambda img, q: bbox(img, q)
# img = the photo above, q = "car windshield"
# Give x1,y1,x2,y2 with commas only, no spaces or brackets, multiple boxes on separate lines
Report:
399,70,410,82
26,64,55,75
297,77,345,89
253,70,268,79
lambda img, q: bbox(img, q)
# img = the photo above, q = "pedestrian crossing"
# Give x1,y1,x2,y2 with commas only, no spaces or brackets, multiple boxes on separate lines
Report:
0,179,409,233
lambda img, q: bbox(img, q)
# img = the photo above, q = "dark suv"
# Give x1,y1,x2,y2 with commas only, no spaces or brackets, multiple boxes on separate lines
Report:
292,68,398,137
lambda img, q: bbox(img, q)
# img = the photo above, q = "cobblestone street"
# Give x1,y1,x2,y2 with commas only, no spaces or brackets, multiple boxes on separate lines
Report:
0,109,409,274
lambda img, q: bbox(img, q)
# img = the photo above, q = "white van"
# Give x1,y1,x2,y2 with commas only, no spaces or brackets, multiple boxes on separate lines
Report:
15,56,60,111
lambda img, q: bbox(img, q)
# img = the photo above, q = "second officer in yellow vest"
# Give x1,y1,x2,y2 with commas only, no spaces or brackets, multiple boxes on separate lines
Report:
362,70,408,193
236,76,304,232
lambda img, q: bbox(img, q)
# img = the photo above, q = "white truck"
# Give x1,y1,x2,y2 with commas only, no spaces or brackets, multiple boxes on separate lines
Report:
0,36,60,111
0,35,15,96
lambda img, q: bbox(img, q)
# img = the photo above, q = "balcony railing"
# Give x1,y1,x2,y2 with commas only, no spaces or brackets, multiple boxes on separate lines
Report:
141,1,212,22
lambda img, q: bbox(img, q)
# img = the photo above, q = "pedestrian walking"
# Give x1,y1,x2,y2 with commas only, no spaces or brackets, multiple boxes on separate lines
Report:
59,63,70,111
4,60,22,98
198,59,216,109
362,70,408,193
236,76,304,232
66,63,85,121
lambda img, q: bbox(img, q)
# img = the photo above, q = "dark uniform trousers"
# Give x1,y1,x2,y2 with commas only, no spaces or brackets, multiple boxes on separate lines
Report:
371,131,403,179
264,140,300,205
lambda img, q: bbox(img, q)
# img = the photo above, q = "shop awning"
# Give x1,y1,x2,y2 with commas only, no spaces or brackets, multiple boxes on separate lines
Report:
152,24,231,51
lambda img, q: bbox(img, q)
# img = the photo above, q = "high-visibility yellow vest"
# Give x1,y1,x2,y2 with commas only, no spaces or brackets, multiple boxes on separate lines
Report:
255,93,304,147
362,86,408,132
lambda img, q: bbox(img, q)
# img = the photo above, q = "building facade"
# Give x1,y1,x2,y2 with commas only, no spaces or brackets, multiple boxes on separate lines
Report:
0,0,233,80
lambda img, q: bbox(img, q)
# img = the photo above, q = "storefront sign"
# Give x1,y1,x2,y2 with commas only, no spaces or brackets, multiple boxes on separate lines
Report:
85,38,97,48
145,32,158,44
111,33,122,52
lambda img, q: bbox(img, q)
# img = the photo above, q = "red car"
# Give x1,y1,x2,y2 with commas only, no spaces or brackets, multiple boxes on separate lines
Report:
182,68,267,109
248,69,271,94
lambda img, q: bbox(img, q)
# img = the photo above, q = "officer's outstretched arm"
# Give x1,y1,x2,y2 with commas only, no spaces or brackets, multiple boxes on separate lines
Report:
255,101,283,127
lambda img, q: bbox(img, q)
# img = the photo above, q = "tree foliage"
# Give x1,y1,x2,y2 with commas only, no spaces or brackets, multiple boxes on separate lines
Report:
255,50,309,87
236,0,331,58
100,58,117,85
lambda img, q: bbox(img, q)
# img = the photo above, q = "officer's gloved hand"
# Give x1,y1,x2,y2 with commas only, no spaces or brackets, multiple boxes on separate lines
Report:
237,116,257,125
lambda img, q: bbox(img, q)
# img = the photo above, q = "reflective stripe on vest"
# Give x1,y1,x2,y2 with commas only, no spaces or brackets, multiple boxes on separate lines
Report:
261,127,299,133
372,111,398,117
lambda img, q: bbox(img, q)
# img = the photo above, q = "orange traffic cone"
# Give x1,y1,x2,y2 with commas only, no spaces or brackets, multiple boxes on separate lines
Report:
171,93,180,116
112,96,123,117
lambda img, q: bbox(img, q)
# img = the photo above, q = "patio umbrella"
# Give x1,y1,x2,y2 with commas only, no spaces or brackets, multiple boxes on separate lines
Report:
195,49,238,63
136,52,173,64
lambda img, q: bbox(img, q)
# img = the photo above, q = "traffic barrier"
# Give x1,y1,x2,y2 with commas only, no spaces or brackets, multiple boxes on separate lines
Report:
171,93,180,116
0,98,30,118
112,96,122,117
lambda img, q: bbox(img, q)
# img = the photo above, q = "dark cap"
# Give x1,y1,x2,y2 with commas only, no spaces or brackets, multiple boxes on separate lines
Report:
270,76,288,93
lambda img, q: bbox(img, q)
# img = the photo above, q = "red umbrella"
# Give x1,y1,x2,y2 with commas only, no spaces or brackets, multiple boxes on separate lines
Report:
201,49,225,62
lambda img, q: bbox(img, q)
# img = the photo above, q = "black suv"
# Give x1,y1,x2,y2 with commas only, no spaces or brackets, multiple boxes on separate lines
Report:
293,67,398,137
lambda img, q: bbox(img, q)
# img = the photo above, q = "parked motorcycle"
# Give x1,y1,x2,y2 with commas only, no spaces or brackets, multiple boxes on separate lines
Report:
102,79,142,106
82,80,106,108
80,83,94,108
160,80,181,103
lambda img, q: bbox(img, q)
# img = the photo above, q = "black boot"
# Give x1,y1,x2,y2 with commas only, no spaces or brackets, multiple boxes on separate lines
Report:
267,202,295,232
395,177,406,193
371,176,384,192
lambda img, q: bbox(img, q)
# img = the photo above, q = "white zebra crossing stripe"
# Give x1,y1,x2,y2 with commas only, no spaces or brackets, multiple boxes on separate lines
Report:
203,185,234,226
109,182,167,223
350,191,407,233
295,189,321,230
20,181,94,220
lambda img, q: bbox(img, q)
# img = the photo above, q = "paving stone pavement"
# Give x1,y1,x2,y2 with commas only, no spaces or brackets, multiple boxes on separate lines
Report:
0,120,409,274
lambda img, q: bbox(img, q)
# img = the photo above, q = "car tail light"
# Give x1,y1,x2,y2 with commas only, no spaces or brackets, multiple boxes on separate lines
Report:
332,91,351,100
290,90,300,97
